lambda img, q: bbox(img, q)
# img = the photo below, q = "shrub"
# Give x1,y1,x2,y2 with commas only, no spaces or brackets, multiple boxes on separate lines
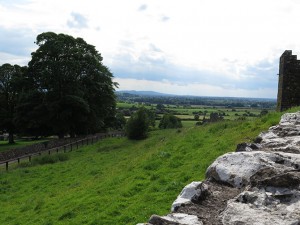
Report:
125,107,155,140
159,114,182,129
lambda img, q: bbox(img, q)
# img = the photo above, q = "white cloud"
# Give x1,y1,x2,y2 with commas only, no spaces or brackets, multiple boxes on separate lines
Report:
67,12,89,29
0,0,299,97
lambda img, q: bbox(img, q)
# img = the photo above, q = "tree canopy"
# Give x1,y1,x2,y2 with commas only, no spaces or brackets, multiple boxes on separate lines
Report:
1,32,117,139
158,114,182,129
0,64,26,143
125,107,155,140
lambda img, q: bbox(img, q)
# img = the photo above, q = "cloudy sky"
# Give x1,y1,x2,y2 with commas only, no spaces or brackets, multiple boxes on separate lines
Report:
1,0,300,98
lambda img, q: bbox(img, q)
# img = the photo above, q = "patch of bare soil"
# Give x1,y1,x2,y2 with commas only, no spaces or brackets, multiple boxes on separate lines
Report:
176,180,242,225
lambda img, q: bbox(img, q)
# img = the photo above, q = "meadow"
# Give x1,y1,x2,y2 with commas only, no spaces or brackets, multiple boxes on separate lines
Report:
117,102,270,127
0,109,290,225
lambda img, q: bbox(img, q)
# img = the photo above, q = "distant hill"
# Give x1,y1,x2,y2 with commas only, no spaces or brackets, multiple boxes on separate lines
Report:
116,90,276,101
116,90,174,97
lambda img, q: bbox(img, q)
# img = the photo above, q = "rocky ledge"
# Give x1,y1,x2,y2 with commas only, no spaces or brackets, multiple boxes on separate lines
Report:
137,112,300,225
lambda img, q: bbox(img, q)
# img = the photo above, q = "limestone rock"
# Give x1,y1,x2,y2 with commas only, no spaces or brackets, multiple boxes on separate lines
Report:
221,188,300,225
206,151,300,188
257,112,300,154
171,181,208,212
235,143,260,152
148,213,203,225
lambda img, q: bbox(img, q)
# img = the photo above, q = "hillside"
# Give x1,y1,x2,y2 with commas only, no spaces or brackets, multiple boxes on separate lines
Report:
0,110,292,225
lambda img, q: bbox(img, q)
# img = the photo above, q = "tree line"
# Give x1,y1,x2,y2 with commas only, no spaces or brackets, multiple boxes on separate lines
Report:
0,32,117,143
117,93,277,109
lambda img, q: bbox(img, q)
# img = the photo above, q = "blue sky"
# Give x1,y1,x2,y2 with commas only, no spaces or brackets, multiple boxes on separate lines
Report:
1,0,300,98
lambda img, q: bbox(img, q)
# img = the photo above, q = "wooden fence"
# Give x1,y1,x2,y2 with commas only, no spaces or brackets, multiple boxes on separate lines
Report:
0,131,125,171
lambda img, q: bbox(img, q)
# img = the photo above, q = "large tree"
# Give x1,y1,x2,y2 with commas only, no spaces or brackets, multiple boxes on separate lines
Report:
27,32,117,138
0,64,25,143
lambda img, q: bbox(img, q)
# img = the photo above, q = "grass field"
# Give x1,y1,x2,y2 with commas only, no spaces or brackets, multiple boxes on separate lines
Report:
0,109,294,225
117,102,271,123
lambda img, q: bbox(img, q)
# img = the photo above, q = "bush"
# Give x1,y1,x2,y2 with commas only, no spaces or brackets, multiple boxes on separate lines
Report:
125,107,155,140
159,114,182,129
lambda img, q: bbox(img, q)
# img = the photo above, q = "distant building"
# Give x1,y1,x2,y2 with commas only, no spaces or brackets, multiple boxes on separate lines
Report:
277,50,300,111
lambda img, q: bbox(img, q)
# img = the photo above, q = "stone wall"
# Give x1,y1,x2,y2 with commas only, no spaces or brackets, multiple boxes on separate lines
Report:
277,50,300,111
137,112,300,225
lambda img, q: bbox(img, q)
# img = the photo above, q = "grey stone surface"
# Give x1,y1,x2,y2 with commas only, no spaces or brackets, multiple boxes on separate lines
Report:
171,181,208,212
148,213,203,225
221,188,300,225
206,151,300,188
258,112,300,154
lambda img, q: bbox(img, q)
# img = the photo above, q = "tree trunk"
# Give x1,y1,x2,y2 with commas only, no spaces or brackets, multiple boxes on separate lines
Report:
8,132,14,144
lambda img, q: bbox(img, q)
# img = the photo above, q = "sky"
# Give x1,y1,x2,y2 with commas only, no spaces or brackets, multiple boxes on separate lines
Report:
1,0,300,98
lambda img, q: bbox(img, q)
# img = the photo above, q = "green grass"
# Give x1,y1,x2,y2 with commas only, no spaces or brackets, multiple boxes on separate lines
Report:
117,101,271,121
0,109,296,225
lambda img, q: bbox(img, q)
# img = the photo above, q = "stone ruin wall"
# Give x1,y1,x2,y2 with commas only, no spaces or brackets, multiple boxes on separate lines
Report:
277,50,300,111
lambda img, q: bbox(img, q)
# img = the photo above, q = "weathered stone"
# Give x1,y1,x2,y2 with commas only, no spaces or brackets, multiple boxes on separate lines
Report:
277,50,300,111
171,181,208,212
250,169,300,188
235,142,260,152
221,188,300,225
148,213,203,225
256,112,300,154
206,151,300,188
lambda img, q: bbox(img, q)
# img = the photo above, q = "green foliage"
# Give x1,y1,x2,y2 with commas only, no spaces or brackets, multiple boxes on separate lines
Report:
0,109,291,225
159,114,182,129
113,112,127,130
0,64,27,143
16,32,116,138
125,107,155,139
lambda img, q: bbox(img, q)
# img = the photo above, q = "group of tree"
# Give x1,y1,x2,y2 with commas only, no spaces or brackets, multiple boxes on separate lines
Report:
159,114,182,129
117,94,277,109
0,32,117,143
125,107,182,140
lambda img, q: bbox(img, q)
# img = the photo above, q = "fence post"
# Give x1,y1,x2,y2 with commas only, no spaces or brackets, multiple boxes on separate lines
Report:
48,150,51,155
18,158,20,164
6,162,8,171
29,156,31,162
57,148,59,153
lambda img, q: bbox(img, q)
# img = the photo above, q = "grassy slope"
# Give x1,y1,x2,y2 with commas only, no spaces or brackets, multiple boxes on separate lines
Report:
0,110,293,225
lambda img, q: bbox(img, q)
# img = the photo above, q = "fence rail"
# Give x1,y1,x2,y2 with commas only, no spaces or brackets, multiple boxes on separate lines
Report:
0,131,125,171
